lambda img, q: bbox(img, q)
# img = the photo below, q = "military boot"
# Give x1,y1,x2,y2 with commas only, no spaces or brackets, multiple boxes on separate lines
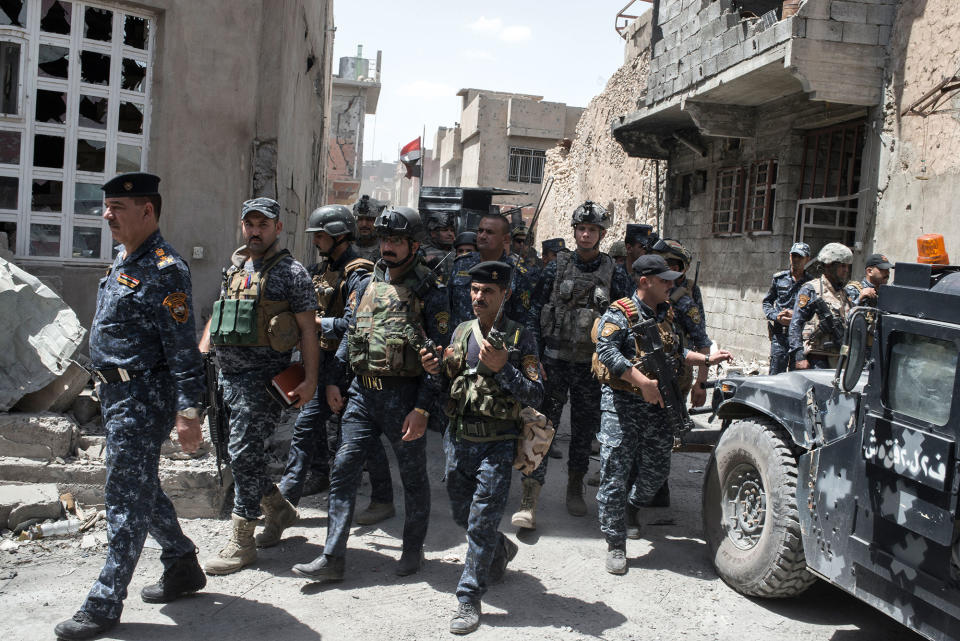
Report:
510,478,542,530
53,611,117,640
625,503,641,540
255,485,298,548
396,546,425,576
141,551,206,603
488,534,519,583
566,471,587,517
355,501,395,526
204,514,257,575
292,554,345,582
449,600,481,635
606,543,627,575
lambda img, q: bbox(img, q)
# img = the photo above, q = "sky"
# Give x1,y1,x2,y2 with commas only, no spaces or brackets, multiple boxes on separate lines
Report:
331,1,652,162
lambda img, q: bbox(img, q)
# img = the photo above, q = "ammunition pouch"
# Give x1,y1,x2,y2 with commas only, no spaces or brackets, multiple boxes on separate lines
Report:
513,407,556,474
347,273,425,378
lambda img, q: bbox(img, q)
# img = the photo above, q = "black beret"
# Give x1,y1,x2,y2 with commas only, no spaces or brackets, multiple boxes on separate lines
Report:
625,223,653,244
541,238,566,253
468,260,512,287
102,172,160,198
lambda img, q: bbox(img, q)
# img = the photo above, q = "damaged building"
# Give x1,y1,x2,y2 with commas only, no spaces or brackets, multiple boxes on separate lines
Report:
328,45,381,205
611,0,960,360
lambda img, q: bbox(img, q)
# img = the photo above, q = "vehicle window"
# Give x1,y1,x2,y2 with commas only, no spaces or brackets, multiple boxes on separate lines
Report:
885,332,958,426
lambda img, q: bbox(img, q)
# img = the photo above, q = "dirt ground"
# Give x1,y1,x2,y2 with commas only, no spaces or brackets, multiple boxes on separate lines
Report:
1,418,925,641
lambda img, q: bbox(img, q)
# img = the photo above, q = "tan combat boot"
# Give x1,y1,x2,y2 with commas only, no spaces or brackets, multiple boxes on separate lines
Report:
566,471,587,517
204,514,257,575
511,478,542,529
255,485,298,548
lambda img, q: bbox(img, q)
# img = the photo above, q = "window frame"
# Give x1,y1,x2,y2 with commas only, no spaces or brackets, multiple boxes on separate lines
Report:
743,159,777,234
507,146,545,184
711,166,744,236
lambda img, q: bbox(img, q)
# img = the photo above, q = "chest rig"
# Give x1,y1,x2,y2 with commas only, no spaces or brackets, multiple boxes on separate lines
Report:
210,248,299,351
540,251,614,362
346,261,433,377
443,319,524,442
312,257,373,351
803,275,851,357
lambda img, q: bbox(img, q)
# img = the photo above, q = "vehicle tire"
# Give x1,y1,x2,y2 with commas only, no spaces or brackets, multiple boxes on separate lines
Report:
702,416,816,598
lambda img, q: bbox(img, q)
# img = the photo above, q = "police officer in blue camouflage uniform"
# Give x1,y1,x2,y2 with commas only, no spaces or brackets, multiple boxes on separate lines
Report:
455,231,478,257
200,197,319,575
423,211,457,285
541,237,566,266
511,201,633,529
845,252,892,307
292,206,450,582
352,195,383,263
594,255,732,574
422,261,544,634
55,173,207,641
624,223,655,268
762,242,812,374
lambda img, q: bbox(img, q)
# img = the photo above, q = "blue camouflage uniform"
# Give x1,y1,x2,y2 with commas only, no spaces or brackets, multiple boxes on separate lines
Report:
215,246,317,520
669,281,710,350
449,250,539,330
82,230,204,621
441,319,543,605
322,258,451,560
845,278,873,307
594,293,688,547
762,269,811,374
788,276,855,369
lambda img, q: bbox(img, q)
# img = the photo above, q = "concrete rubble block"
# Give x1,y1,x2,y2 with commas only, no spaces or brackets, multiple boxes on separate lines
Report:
77,435,106,461
0,412,78,460
69,389,100,425
0,483,62,529
15,361,91,414
830,0,868,23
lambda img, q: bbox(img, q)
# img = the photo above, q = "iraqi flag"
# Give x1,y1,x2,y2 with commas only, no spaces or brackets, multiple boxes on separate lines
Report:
400,137,422,179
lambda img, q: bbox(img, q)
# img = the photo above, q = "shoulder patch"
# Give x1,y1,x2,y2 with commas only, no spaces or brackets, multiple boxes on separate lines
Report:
687,306,702,325
435,311,450,335
798,293,810,308
600,322,619,338
521,355,539,381
163,292,189,323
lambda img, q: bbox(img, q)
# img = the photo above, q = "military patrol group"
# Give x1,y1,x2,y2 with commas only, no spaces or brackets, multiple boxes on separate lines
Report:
59,172,741,640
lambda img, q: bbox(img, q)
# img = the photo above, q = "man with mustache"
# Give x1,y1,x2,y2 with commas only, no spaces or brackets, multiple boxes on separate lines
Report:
292,206,450,581
352,195,383,263
199,197,319,575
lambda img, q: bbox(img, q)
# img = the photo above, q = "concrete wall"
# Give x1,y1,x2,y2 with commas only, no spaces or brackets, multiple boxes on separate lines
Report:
328,84,366,204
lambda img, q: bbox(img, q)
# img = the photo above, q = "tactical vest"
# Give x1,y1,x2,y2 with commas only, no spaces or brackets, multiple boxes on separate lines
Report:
590,298,683,395
668,285,696,396
540,251,614,362
210,248,299,351
346,261,434,377
312,257,373,351
443,319,525,442
803,276,851,357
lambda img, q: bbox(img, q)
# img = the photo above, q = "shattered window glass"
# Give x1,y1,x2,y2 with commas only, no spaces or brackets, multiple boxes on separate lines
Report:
76,138,105,172
0,220,14,249
0,1,26,28
124,15,148,50
78,94,107,129
38,44,69,79
118,101,143,134
31,179,62,212
72,225,100,258
74,182,101,216
34,134,65,168
116,143,140,173
0,130,20,164
0,176,17,209
41,0,72,35
35,89,67,124
886,332,958,426
121,58,146,92
0,41,20,114
80,50,110,85
84,7,111,42
29,222,60,256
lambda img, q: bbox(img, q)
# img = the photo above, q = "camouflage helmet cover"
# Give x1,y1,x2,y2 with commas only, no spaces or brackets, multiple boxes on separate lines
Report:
816,242,854,265
608,240,627,258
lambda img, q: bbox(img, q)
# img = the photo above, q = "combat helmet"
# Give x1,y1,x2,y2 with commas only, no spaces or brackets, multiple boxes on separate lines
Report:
608,240,627,259
353,194,380,218
816,242,853,265
374,206,423,239
306,204,356,238
652,238,692,270
571,201,612,229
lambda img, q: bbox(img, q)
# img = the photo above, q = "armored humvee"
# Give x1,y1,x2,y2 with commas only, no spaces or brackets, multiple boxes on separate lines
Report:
704,262,960,641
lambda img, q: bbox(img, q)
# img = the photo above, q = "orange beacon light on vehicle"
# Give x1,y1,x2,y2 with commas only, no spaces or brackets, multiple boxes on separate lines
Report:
917,234,949,265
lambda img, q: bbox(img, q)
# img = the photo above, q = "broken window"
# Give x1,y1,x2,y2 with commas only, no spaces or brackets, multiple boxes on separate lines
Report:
0,1,26,28
74,181,101,216
0,221,15,249
29,222,60,256
34,134,64,168
121,58,146,92
124,15,148,49
84,7,111,42
116,142,140,173
0,41,20,115
0,176,17,209
744,160,777,232
72,225,100,258
76,138,105,172
800,120,865,200
31,179,62,211
0,130,17,165
118,101,143,134
36,89,67,124
80,50,110,84
712,167,744,235
38,44,69,79
78,94,107,129
41,1,72,35
507,147,545,184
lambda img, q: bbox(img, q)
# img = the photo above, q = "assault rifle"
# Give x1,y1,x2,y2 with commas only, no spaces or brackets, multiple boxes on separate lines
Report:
810,296,845,350
630,317,695,436
202,352,230,485
414,250,456,359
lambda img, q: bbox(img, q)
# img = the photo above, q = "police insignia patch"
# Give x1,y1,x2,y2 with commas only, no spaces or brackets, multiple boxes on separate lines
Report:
522,355,539,381
163,292,189,323
123,181,133,191
157,255,176,269
521,290,530,309
798,294,810,308
117,273,140,288
600,322,618,338
688,307,702,325
436,311,450,335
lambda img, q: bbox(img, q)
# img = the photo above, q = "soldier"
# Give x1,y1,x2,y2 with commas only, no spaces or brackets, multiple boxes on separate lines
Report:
352,194,383,263
541,238,566,266
511,201,633,529
594,255,732,574
510,225,540,270
200,197,319,575
789,242,856,370
55,173,206,640
421,260,543,634
609,240,627,267
423,211,457,285
624,223,655,268
291,206,450,582
846,252,893,307
762,242,812,374
455,231,478,257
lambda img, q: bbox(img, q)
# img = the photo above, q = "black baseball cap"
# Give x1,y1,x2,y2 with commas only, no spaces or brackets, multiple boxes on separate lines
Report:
865,253,894,269
632,254,682,280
